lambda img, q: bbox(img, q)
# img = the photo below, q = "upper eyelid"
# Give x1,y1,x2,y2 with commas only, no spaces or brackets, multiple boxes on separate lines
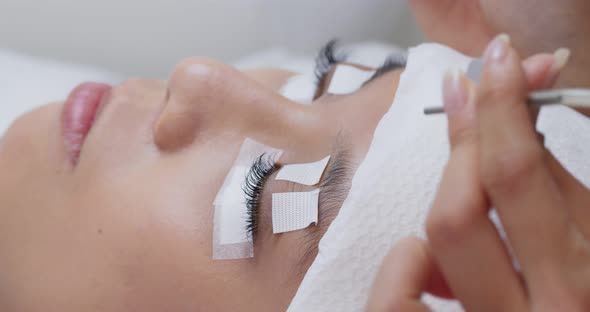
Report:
313,41,406,96
364,54,407,85
314,40,348,89
243,154,280,240
314,56,405,97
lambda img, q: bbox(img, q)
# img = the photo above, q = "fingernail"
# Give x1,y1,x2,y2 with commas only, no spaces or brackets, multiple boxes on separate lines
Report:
484,33,511,63
443,67,468,114
542,48,570,87
549,48,570,76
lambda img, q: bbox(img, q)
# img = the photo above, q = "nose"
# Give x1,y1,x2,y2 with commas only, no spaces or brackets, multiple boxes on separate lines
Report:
154,57,311,151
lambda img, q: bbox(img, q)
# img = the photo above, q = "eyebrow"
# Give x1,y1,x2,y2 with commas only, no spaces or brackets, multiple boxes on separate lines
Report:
293,133,353,274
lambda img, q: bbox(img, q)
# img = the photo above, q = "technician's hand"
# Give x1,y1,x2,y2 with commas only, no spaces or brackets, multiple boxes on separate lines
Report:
367,34,590,311
409,0,590,98
408,0,495,56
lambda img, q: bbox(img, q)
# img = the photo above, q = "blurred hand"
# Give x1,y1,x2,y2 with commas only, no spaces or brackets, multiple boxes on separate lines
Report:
367,34,590,311
409,0,590,91
408,0,495,56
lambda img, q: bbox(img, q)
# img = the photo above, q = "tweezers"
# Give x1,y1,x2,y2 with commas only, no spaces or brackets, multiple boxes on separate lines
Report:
424,88,590,115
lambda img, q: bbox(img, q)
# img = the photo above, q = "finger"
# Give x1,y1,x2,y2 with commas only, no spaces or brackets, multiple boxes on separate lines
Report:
521,49,569,124
522,50,570,90
546,151,590,237
576,108,590,118
427,68,527,311
476,34,571,277
366,237,433,312
424,262,454,300
521,49,590,236
534,122,589,223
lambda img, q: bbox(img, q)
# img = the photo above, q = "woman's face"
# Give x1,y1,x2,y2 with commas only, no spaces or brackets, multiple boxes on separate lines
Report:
0,44,402,311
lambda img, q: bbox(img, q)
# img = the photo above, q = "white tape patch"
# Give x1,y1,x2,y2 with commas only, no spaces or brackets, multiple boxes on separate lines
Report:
272,189,320,234
212,138,283,260
275,155,330,186
327,65,376,95
217,166,250,245
279,74,316,105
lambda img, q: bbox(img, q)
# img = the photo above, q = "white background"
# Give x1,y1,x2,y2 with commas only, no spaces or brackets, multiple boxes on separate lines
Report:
0,0,423,77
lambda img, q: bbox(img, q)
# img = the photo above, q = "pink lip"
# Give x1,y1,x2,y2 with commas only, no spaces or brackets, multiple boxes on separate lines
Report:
62,82,112,164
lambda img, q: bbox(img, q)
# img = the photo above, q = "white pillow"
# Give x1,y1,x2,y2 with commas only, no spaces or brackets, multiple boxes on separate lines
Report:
0,49,122,135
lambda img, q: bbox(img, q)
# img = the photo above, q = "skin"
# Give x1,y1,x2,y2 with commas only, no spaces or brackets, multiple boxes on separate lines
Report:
366,43,562,311
370,0,590,310
410,0,590,88
369,33,590,312
0,56,401,311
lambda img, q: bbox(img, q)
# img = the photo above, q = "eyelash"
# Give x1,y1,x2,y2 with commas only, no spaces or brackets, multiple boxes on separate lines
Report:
241,46,405,239
242,154,279,240
314,39,348,87
369,54,407,81
314,40,407,92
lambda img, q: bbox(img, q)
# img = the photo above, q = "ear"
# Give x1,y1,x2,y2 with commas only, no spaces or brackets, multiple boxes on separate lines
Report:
409,0,495,56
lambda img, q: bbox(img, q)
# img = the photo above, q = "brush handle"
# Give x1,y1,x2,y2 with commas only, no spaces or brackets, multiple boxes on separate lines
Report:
424,88,590,115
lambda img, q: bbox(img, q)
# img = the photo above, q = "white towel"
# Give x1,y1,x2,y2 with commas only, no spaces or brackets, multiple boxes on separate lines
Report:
288,43,590,312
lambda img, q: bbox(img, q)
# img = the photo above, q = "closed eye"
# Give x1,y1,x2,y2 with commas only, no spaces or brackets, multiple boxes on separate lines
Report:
243,154,280,241
313,40,348,98
364,53,407,85
313,40,406,99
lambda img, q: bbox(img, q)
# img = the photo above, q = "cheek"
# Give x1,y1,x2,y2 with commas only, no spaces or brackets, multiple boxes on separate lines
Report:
0,103,65,171
95,196,255,310
67,177,217,309
479,0,519,32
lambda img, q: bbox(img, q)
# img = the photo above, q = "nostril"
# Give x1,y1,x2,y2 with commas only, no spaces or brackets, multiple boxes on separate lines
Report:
155,56,304,152
154,58,233,152
153,91,204,152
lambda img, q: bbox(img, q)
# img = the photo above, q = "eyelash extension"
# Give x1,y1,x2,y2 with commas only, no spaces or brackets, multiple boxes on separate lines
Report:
368,53,407,82
314,39,348,87
242,153,280,240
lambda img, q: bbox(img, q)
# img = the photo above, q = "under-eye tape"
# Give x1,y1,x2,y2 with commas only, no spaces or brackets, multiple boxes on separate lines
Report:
280,74,316,105
327,65,376,95
216,166,250,245
212,138,283,260
272,189,320,234
275,155,330,186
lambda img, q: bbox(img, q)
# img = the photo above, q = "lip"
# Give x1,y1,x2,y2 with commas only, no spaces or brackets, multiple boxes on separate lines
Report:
62,82,112,164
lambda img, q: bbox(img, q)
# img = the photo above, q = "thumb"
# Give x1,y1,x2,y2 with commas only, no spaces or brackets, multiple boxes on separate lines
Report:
476,34,541,146
478,34,529,111
366,237,437,312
